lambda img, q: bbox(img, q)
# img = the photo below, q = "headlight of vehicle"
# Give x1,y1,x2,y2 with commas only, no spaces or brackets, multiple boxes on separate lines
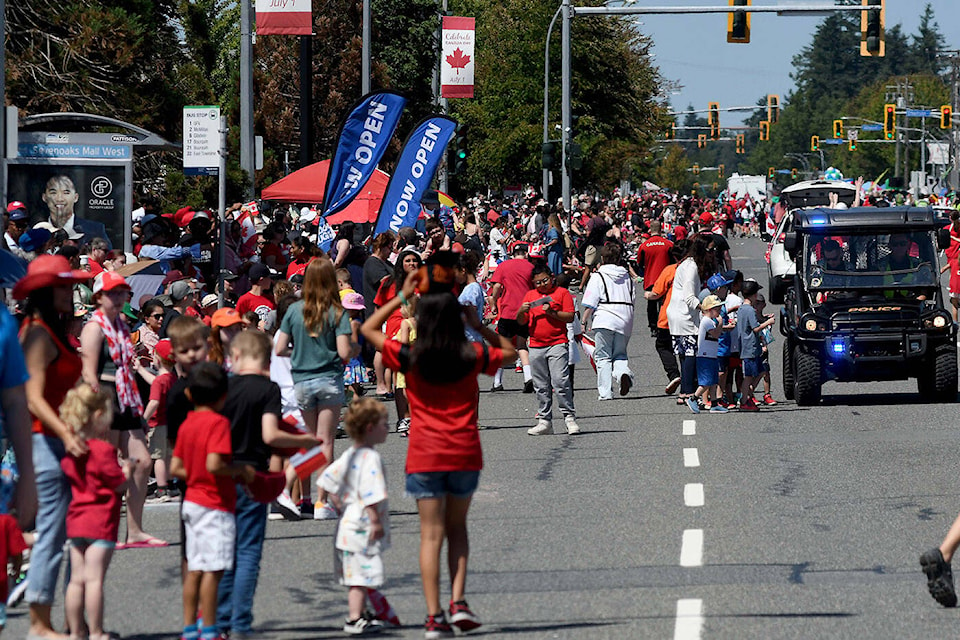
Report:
804,318,819,332
933,314,948,328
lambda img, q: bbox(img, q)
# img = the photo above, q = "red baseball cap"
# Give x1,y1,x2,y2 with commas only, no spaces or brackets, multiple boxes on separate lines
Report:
155,338,174,363
93,271,131,294
6,201,26,214
699,212,714,225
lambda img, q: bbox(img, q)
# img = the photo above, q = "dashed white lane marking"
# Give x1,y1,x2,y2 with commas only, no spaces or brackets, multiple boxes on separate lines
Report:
683,419,696,436
680,529,704,567
674,598,704,640
684,483,705,507
683,447,700,467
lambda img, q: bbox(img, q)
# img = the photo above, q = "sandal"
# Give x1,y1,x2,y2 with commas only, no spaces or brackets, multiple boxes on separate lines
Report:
676,396,688,406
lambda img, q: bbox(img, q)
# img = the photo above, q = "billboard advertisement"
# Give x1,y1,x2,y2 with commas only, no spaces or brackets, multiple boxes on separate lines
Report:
6,160,131,251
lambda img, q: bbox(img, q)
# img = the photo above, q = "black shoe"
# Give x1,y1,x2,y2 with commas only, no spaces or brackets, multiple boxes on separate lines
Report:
490,384,504,392
921,548,958,607
523,380,534,394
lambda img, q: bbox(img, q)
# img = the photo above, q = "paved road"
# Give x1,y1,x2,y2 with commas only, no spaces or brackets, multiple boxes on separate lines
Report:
7,237,959,639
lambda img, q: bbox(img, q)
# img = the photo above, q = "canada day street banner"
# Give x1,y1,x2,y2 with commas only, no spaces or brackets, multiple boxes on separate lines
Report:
441,17,475,99
374,115,458,234
321,91,406,218
255,0,312,36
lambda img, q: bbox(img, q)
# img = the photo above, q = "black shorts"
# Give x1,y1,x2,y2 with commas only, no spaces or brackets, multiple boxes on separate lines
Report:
497,318,529,340
103,383,146,431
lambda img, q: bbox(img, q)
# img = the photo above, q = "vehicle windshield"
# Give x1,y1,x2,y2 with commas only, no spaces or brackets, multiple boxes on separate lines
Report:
802,231,940,292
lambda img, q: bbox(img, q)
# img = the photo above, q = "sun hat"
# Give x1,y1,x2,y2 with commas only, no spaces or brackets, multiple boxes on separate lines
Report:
12,254,94,300
155,339,175,363
93,271,131,294
341,292,365,310
211,307,243,329
701,294,724,311
201,294,219,308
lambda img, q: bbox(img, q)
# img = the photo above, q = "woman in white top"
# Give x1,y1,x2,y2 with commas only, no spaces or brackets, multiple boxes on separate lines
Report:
666,234,715,403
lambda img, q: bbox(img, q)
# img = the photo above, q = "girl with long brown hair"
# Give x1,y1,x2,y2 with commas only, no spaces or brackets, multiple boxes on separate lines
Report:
275,257,358,519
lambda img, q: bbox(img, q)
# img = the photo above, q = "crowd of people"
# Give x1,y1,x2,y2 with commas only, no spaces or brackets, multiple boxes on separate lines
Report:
0,180,958,639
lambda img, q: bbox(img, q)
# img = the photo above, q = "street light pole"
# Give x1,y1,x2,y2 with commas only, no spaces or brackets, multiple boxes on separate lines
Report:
543,5,562,202
362,0,371,95
561,0,571,213
240,0,255,200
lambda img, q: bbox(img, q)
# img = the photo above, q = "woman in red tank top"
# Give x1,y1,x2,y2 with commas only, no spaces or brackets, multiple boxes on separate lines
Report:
14,255,92,638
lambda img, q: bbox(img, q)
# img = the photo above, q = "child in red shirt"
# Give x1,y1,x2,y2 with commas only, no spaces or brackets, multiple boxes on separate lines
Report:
170,362,255,640
517,263,579,435
142,338,177,502
59,383,133,640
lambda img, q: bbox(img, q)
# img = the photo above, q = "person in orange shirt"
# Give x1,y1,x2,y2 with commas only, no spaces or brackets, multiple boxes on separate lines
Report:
517,263,579,436
644,240,686,397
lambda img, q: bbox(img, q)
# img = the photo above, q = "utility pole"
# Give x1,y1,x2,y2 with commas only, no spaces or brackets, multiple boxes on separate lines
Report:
240,0,255,200
561,0,571,213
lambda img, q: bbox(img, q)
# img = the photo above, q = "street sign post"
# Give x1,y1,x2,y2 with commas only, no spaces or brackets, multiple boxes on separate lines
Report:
183,106,221,176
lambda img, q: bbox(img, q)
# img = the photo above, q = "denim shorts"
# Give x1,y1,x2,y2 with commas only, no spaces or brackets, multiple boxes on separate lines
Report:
696,357,719,387
405,471,480,500
742,356,765,378
294,374,345,411
69,537,116,550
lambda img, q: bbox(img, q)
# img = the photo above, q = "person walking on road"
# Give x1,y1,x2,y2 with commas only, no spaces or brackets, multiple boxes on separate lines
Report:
644,240,686,396
518,263,579,435
666,235,714,406
361,253,515,638
488,244,535,393
637,221,673,337
581,243,635,400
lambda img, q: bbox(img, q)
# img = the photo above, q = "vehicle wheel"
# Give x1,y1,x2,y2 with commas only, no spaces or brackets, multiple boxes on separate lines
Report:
794,346,822,406
932,343,957,402
782,340,796,400
769,275,786,305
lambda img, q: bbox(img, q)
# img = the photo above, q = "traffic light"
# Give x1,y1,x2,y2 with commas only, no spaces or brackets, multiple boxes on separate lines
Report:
768,167,776,180
942,105,953,129
665,124,675,139
767,95,779,124
810,135,820,151
833,120,843,139
565,142,583,171
697,134,707,149
849,138,857,151
759,120,770,141
541,141,557,170
860,0,885,57
455,125,469,174
727,0,751,44
791,168,798,179
692,164,700,175
718,164,725,179
883,104,896,140
736,134,745,154
708,102,720,140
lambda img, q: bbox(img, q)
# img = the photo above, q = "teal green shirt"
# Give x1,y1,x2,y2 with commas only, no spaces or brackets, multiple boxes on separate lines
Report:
279,300,352,383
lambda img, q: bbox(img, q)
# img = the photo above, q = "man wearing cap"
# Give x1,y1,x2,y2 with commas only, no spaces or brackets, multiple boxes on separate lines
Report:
236,263,275,325
217,269,239,306
159,280,198,338
4,202,30,255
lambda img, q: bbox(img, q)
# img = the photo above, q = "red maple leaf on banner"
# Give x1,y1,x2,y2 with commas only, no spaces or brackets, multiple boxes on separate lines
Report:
446,48,471,74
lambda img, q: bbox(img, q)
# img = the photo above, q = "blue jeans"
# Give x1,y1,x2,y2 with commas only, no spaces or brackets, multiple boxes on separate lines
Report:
547,250,563,275
593,328,632,400
216,487,268,633
25,434,69,605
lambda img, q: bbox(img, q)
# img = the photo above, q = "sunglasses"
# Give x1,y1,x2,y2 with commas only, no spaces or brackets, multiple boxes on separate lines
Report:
149,313,164,319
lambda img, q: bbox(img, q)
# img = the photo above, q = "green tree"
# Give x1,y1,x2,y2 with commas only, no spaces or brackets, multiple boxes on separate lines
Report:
655,144,690,192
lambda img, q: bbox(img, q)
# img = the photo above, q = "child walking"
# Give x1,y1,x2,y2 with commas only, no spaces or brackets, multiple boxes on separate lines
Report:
170,362,256,640
736,281,775,412
687,295,727,414
143,338,177,503
59,384,132,640
341,293,369,403
318,398,393,635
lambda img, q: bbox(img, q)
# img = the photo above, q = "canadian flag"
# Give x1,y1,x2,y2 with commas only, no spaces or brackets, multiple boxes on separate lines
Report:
234,202,259,258
289,446,327,481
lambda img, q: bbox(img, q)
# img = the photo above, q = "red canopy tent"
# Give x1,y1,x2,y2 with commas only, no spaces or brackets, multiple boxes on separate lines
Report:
260,159,391,225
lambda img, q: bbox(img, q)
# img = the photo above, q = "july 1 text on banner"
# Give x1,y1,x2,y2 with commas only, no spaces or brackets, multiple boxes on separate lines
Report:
441,17,475,99
255,0,312,36
375,115,458,234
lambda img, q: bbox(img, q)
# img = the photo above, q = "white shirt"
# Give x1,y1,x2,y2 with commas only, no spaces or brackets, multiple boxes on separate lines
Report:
581,264,635,335
666,258,702,336
318,446,390,555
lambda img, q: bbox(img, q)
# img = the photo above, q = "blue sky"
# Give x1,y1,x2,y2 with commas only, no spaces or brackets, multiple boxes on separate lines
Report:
634,0,960,126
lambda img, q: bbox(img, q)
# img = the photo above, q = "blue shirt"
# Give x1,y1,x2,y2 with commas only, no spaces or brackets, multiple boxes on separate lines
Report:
458,282,485,343
0,306,29,440
737,303,761,359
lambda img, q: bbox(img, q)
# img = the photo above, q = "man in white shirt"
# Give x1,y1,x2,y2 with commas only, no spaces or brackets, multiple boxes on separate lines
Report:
581,243,636,400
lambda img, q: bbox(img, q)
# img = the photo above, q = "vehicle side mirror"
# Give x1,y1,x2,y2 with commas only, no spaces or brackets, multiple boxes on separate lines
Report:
784,231,799,257
938,228,951,250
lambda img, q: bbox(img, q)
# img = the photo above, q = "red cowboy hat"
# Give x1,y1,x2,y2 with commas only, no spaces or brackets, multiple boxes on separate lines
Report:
12,254,94,300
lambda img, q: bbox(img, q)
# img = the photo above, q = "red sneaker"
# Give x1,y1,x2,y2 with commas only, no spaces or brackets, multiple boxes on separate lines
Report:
449,600,482,632
762,393,778,406
739,398,760,412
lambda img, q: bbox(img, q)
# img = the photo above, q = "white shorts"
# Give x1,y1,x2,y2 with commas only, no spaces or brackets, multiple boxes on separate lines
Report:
335,548,384,587
181,500,235,572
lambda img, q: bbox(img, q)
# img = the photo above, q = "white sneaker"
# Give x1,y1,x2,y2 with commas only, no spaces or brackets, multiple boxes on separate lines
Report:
314,501,339,520
564,415,581,435
527,419,553,436
275,490,301,521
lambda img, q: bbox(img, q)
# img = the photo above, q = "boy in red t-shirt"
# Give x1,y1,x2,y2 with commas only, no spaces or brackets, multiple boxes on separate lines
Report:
170,363,255,640
516,263,579,436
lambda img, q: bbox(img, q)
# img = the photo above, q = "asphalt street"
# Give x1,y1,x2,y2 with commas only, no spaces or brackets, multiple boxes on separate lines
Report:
7,237,960,639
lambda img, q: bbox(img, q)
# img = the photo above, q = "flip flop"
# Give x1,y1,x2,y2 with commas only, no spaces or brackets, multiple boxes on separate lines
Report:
118,537,169,550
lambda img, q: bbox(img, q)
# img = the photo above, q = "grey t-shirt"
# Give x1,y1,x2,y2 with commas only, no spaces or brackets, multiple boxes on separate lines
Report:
737,302,761,359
